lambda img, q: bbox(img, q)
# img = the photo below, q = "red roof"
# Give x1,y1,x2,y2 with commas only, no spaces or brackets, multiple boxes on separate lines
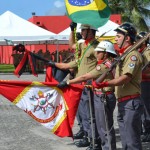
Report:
110,14,121,25
28,14,121,34
28,16,71,34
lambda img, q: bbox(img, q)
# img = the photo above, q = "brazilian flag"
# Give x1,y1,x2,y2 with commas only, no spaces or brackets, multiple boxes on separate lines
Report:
65,0,111,28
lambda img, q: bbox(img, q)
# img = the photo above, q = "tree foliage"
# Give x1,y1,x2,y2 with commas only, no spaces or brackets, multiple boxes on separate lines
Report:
108,0,150,31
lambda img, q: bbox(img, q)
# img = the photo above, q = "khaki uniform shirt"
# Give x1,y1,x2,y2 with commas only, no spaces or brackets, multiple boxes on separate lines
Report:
68,39,99,77
89,60,114,92
115,50,143,99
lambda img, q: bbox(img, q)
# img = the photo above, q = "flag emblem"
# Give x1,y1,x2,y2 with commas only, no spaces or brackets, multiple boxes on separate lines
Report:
65,0,110,28
30,90,55,114
0,80,84,137
27,90,63,123
15,84,67,129
69,0,93,6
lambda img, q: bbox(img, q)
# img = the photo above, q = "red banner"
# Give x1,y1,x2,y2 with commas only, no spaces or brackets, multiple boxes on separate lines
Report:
0,80,83,137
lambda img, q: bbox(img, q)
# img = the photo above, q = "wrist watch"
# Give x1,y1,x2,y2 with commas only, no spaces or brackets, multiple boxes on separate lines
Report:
66,80,70,85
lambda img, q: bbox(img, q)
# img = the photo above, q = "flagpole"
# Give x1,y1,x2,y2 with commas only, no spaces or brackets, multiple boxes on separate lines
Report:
87,87,95,149
45,41,48,52
101,93,112,150
56,40,59,62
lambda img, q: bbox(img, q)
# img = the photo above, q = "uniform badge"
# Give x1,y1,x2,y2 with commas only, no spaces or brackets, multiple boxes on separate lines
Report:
96,65,101,71
128,63,135,68
130,55,137,61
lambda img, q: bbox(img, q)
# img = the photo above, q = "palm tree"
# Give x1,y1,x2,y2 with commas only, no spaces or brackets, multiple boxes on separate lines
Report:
108,0,150,31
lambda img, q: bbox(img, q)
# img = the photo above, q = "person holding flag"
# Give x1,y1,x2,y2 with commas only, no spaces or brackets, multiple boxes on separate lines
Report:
57,40,117,150
92,22,144,150
48,1,112,149
48,22,100,149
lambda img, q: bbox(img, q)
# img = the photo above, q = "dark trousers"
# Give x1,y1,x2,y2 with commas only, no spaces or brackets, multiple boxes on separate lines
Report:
76,107,83,131
78,87,98,139
94,93,117,150
117,97,144,150
141,81,150,132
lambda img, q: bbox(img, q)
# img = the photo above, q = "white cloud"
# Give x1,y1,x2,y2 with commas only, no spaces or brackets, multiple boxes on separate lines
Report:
45,1,66,16
54,1,65,8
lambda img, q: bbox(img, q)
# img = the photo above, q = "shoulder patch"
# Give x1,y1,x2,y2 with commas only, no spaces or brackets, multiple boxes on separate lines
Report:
128,63,135,68
130,55,137,61
96,65,101,71
104,61,111,68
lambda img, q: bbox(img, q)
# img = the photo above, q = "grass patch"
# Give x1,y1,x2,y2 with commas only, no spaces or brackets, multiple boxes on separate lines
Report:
0,64,15,73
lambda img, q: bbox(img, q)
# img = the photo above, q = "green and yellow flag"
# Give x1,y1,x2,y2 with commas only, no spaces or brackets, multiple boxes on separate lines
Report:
65,0,111,28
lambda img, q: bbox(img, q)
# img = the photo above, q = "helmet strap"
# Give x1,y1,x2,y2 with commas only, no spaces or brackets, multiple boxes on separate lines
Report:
102,52,107,60
120,33,127,49
85,29,90,40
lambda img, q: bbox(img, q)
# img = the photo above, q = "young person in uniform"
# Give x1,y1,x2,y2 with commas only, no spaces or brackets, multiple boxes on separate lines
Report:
57,40,117,150
93,22,144,150
136,32,150,142
48,23,100,148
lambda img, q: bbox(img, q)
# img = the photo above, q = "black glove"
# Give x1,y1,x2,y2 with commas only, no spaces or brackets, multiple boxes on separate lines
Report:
86,80,92,85
70,22,77,31
47,60,56,67
57,81,68,88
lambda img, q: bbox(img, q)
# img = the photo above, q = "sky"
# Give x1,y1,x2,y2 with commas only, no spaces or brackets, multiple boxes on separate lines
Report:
0,0,66,19
0,0,149,27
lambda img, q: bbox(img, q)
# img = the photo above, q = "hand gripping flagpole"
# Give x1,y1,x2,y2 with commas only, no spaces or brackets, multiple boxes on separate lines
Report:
74,27,80,68
101,92,112,150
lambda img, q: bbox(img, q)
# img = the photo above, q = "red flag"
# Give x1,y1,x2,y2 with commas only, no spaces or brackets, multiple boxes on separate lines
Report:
0,80,83,137
14,49,69,82
14,50,38,77
45,66,58,82
45,66,70,83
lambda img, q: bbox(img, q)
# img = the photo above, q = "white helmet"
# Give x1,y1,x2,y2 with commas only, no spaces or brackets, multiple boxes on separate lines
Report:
79,24,98,31
95,40,117,55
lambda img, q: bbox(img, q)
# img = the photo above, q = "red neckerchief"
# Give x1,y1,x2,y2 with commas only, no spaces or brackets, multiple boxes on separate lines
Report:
119,44,131,55
139,46,146,53
97,60,103,64
85,38,93,45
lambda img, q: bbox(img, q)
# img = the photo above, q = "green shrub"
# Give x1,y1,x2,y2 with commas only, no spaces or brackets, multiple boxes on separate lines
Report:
0,64,15,73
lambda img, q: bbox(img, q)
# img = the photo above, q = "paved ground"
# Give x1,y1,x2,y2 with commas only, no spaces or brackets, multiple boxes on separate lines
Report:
0,73,150,150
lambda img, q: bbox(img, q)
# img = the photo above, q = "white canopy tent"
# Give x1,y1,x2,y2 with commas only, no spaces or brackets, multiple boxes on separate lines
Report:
57,28,71,41
77,20,119,37
56,28,71,44
95,20,119,37
0,11,57,45
57,20,119,41
0,11,119,45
